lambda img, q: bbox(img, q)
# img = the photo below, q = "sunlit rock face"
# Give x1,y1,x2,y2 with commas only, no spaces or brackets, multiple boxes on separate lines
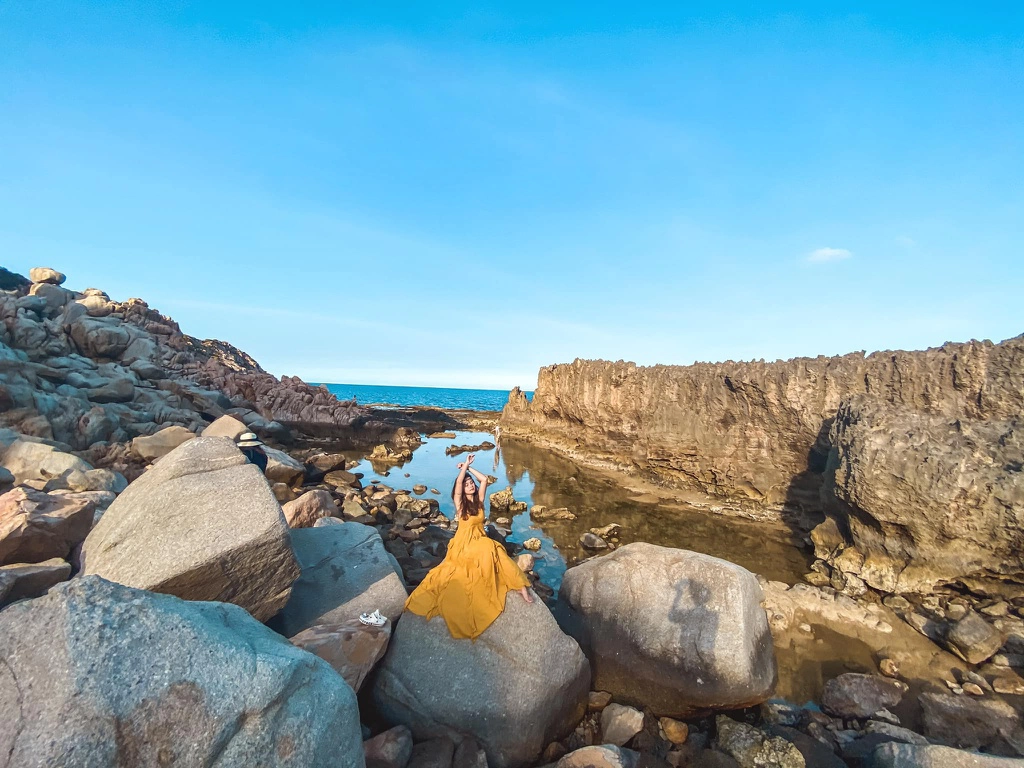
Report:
501,335,1023,518
501,335,1024,594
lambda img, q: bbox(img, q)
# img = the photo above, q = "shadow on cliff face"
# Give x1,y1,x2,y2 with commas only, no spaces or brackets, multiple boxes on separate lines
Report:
778,418,835,550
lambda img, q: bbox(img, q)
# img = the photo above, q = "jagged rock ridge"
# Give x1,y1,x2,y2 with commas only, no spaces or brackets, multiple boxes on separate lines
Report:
0,266,368,453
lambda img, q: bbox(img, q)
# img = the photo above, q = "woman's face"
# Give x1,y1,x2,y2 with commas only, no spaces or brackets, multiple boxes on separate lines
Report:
463,477,476,497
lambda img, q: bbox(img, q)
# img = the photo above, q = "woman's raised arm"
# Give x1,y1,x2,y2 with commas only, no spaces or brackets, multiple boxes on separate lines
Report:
466,466,490,499
453,458,470,512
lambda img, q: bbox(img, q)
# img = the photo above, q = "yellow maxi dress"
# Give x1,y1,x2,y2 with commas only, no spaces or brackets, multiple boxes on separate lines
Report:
405,508,530,640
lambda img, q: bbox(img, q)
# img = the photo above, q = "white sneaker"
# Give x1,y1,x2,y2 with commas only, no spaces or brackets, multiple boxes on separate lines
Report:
359,609,387,627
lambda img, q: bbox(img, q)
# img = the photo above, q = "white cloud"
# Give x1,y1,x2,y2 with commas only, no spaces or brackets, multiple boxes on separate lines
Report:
896,235,916,248
807,247,853,263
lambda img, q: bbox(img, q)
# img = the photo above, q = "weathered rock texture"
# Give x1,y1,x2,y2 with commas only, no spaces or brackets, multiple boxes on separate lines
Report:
502,336,1024,594
0,266,369,453
821,396,1024,596
560,543,776,717
372,593,590,768
0,576,365,767
0,486,95,565
80,437,298,621
270,523,407,637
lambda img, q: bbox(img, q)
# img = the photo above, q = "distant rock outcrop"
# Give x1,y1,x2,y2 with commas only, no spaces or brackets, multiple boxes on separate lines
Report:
501,337,1023,515
819,397,1024,597
0,266,369,455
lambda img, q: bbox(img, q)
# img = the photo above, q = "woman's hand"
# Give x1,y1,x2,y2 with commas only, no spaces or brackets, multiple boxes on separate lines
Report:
456,462,466,470
466,453,476,466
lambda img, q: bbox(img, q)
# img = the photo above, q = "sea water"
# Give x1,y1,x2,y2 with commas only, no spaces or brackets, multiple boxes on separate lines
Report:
316,383,530,412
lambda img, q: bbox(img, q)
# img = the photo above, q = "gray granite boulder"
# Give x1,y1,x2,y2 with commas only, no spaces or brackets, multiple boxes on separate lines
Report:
80,437,298,621
372,593,590,768
270,522,407,637
0,576,364,767
873,743,1024,768
821,673,908,719
560,543,777,717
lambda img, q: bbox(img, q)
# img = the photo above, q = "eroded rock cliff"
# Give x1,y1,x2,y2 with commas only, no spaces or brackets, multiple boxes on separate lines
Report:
501,335,1024,595
502,337,1023,513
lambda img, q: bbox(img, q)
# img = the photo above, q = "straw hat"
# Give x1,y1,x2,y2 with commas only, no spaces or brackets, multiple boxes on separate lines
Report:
236,431,263,448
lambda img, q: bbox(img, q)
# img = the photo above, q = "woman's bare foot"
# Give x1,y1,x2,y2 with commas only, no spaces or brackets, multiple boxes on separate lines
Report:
520,587,533,604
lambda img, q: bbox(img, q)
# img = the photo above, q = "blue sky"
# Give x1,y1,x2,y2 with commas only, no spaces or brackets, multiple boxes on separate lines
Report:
2,2,1021,389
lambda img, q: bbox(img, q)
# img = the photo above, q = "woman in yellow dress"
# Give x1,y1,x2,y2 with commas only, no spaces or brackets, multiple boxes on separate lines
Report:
405,453,532,640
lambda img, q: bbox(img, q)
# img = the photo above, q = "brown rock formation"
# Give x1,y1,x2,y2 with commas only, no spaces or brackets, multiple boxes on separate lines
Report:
501,335,1024,595
821,396,1023,597
501,336,1023,518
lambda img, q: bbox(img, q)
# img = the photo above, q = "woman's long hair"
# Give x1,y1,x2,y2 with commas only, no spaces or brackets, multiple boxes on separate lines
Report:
452,474,481,520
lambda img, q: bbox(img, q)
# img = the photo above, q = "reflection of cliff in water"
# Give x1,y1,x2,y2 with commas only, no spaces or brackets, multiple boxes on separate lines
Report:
500,437,811,584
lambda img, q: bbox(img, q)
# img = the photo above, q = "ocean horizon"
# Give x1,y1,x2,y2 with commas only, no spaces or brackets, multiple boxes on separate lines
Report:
316,382,532,411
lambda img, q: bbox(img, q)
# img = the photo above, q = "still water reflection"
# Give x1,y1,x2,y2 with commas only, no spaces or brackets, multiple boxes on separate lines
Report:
349,431,811,593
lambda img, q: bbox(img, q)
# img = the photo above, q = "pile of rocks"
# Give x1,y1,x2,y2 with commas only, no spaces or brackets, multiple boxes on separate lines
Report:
6,425,1022,766
0,266,368,457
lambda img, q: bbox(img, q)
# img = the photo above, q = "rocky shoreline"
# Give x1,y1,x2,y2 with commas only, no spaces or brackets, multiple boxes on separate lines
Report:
2,266,1023,767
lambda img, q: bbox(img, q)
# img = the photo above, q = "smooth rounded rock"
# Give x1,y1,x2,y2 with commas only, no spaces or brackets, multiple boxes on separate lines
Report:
270,523,407,636
821,674,907,719
29,267,65,285
560,543,777,717
372,593,590,768
282,489,337,528
80,437,298,622
131,425,195,462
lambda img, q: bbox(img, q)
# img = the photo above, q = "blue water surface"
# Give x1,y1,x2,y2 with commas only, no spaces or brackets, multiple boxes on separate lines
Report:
316,383,531,412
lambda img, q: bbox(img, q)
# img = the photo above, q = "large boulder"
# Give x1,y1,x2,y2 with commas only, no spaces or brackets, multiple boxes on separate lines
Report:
80,437,298,621
28,266,65,285
270,523,407,637
372,594,590,768
821,674,908,719
920,693,1024,755
0,487,95,565
131,425,195,461
822,398,1024,596
69,315,132,358
0,439,92,485
559,543,777,717
0,576,364,767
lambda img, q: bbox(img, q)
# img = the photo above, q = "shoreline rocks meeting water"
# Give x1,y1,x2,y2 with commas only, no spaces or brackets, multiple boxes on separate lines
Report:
1,265,1023,767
